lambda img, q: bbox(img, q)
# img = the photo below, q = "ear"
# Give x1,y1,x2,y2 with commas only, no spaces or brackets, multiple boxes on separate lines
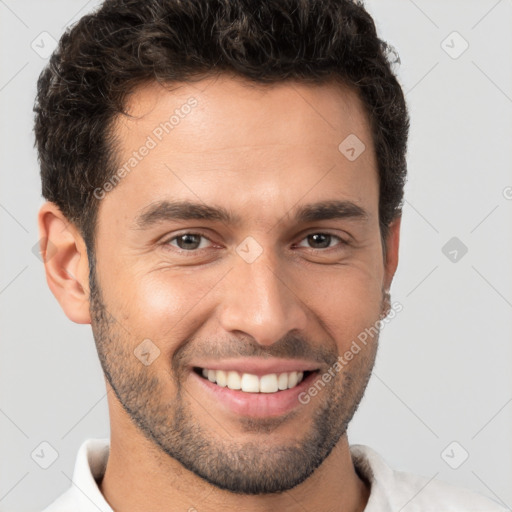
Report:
37,202,91,324
382,216,401,292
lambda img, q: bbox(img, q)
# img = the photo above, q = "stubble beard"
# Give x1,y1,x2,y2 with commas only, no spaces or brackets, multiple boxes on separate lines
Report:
88,264,383,494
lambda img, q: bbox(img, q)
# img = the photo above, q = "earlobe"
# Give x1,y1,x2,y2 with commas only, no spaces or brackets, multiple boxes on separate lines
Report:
38,202,92,324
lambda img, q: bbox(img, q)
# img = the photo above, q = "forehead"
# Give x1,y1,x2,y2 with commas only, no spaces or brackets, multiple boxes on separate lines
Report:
117,75,372,150
102,75,378,228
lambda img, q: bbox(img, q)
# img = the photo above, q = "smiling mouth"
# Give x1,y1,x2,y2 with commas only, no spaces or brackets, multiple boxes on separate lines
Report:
193,367,318,393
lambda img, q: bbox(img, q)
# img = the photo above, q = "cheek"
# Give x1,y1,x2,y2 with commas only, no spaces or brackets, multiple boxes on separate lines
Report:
293,263,384,342
98,238,384,353
111,270,219,340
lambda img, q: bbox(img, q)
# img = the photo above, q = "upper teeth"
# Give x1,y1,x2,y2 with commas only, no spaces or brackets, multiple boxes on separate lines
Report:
201,368,305,393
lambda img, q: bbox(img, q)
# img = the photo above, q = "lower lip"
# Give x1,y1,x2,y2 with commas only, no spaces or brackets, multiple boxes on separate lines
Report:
190,370,319,418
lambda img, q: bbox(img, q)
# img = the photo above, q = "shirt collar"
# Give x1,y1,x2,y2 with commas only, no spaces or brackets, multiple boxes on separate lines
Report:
72,438,112,512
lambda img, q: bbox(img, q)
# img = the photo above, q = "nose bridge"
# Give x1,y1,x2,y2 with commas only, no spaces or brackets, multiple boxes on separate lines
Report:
217,240,308,346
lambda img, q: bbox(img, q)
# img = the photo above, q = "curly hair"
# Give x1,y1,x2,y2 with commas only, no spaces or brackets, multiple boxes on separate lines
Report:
34,0,409,251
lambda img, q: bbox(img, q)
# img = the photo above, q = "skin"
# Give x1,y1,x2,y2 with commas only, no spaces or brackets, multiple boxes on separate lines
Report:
39,74,400,512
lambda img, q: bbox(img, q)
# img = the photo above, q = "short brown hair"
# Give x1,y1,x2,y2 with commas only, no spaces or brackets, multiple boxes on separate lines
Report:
34,0,409,251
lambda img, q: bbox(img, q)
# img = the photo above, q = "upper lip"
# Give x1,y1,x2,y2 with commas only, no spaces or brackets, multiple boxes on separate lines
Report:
191,358,320,377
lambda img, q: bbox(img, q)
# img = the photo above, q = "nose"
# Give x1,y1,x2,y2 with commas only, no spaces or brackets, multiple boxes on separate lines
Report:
216,246,309,347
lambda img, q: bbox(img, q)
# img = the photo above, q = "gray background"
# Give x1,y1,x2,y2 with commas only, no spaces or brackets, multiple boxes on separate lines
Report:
1,0,511,510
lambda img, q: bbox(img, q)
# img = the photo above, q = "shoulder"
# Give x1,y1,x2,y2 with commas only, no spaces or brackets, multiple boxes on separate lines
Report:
350,444,509,512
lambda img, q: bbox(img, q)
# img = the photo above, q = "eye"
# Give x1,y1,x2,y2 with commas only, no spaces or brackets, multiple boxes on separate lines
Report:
165,232,213,251
296,232,348,251
162,231,349,255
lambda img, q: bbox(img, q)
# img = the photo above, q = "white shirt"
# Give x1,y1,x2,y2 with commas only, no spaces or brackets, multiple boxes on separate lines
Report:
42,438,507,511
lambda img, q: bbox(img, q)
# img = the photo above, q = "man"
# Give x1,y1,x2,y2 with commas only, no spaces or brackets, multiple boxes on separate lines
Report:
34,0,506,510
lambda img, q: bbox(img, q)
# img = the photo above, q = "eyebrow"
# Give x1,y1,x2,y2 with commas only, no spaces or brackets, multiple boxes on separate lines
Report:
134,199,369,230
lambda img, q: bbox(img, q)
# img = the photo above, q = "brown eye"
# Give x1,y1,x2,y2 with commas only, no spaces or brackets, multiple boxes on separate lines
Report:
297,233,346,250
167,233,211,251
307,233,331,249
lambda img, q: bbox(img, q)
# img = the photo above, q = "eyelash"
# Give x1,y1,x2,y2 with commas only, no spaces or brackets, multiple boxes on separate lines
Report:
162,231,350,255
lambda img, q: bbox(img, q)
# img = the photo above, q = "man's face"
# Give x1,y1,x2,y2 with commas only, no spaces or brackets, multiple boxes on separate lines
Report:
89,75,396,494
